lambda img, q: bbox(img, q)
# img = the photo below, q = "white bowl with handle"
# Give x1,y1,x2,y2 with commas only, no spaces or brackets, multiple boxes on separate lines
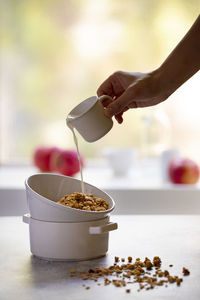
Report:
23,214,117,261
25,173,115,222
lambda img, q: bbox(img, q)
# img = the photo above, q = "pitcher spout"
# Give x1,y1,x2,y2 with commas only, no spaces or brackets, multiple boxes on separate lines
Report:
66,116,74,129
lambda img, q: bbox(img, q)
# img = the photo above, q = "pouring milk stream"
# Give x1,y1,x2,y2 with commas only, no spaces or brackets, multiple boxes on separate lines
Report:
67,122,85,194
66,95,113,193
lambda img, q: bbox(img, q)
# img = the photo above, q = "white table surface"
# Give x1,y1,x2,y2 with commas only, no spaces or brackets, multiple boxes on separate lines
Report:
1,215,200,300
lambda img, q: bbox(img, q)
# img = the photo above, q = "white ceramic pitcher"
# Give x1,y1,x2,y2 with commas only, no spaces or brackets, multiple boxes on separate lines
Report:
66,95,113,142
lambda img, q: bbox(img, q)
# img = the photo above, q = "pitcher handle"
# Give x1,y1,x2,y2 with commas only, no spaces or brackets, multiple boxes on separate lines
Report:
98,95,113,107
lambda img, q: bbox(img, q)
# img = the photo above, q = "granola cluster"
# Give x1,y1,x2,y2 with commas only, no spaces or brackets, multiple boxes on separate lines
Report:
69,256,190,292
57,192,109,211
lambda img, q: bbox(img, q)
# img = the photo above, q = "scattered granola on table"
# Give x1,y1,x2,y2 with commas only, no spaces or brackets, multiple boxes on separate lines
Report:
182,267,190,276
69,256,190,293
57,192,109,211
115,256,119,263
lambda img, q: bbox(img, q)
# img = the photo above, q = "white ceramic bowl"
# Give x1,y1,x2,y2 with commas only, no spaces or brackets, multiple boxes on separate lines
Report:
25,173,115,222
23,214,117,261
103,147,136,176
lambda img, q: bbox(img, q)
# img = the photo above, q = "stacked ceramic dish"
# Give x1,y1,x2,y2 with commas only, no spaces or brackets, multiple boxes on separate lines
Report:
23,173,117,261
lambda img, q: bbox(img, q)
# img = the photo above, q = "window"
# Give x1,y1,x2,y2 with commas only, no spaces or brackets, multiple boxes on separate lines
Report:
1,0,199,164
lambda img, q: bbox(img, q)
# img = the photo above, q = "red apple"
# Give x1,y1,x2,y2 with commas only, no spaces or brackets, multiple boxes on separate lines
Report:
53,150,84,176
33,147,60,172
49,148,62,171
168,158,200,184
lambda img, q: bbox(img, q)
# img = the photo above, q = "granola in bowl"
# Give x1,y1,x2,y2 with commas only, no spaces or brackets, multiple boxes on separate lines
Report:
57,192,109,211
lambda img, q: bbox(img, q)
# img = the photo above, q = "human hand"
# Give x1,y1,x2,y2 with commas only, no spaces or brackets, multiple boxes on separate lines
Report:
97,70,169,123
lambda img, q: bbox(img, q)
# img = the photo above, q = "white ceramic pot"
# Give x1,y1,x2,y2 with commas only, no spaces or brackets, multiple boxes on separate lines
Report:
23,214,117,261
25,173,115,222
66,95,113,142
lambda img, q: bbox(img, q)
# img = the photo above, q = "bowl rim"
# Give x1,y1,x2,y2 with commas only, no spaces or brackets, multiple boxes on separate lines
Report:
24,213,110,224
25,173,115,214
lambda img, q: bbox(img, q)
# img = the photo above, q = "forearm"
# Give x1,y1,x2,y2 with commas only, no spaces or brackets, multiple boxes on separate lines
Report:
156,14,200,98
97,15,200,119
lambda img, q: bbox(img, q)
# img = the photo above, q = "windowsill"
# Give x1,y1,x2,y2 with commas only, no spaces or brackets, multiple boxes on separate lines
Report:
0,159,200,190
1,161,200,216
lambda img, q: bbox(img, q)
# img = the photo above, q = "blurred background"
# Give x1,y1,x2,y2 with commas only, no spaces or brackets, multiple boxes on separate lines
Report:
1,0,200,165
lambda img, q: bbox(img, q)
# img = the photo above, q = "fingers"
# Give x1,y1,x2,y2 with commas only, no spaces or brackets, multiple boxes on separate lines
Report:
127,102,138,108
115,113,123,124
97,77,114,97
113,105,130,124
97,72,125,98
104,90,132,117
100,92,124,123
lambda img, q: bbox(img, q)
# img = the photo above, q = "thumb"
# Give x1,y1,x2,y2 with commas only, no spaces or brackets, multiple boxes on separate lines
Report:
104,89,132,117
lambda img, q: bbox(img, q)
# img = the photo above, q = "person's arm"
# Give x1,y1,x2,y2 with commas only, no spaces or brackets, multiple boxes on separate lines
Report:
157,14,200,98
97,15,200,123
